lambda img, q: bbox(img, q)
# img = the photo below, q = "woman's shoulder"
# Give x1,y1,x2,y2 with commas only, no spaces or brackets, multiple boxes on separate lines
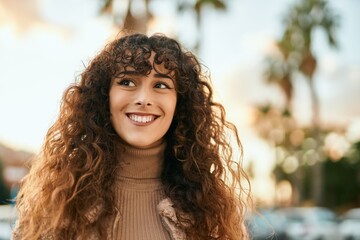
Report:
157,198,187,240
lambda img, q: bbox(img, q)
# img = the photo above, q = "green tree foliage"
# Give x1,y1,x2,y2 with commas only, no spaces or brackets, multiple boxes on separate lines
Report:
254,99,360,209
323,141,360,208
0,159,10,205
98,0,227,51
177,0,226,51
261,0,340,206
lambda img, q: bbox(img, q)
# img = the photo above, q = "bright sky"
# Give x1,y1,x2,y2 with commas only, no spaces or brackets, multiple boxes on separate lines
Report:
1,0,359,202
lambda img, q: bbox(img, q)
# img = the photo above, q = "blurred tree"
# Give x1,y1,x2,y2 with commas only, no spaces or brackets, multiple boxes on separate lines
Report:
323,140,360,208
258,115,360,209
254,106,314,205
0,158,10,205
177,0,226,51
100,0,152,33
324,160,359,208
98,0,227,51
264,0,339,205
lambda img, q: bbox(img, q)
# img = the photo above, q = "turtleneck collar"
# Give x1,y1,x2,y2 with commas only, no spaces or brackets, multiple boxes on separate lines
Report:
117,141,166,179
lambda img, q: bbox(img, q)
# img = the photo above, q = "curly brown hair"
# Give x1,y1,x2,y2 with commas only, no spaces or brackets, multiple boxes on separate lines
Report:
15,33,251,239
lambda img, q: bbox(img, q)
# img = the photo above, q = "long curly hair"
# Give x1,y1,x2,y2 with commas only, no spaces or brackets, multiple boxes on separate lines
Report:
15,33,251,239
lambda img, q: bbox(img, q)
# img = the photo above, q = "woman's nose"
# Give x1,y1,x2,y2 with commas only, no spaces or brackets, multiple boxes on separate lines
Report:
135,87,152,106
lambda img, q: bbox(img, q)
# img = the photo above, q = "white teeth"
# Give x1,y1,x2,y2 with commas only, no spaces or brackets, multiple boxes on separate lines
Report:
128,114,156,123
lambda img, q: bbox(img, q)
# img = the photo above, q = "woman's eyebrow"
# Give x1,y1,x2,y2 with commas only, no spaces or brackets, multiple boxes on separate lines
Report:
118,70,141,76
115,71,174,81
153,73,174,81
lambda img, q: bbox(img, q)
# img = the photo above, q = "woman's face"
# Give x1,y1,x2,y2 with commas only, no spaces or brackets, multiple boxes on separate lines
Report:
109,55,177,148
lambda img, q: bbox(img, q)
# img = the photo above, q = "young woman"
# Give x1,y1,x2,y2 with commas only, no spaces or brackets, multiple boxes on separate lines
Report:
14,33,251,239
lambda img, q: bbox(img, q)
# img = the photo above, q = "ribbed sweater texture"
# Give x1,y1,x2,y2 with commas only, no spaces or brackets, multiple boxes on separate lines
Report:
111,141,171,240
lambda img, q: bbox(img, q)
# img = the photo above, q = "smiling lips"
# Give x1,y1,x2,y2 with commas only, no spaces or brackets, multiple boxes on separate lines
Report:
127,113,158,124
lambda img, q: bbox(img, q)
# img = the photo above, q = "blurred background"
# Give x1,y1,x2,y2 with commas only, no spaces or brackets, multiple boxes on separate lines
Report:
0,0,359,239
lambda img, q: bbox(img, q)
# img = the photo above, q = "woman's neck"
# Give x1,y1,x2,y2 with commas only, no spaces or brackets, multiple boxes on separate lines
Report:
117,141,166,179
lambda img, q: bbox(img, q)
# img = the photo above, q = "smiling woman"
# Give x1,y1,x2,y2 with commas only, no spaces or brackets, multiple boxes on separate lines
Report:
109,58,177,148
13,33,252,240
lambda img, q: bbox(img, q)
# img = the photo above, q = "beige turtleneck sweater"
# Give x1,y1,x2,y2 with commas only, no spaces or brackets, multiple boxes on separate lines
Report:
110,141,171,240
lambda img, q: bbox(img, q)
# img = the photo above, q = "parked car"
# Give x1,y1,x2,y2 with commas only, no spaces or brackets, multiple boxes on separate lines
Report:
247,208,287,240
338,208,360,240
277,207,341,240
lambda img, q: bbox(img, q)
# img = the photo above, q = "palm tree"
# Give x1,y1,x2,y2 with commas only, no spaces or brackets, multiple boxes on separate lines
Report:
264,0,339,205
98,0,227,51
177,0,226,51
99,0,152,33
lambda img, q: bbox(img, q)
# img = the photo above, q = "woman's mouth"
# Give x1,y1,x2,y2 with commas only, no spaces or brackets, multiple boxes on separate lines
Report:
127,114,158,123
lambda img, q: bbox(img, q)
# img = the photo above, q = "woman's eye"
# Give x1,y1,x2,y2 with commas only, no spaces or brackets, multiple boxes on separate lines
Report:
119,79,135,87
154,82,170,89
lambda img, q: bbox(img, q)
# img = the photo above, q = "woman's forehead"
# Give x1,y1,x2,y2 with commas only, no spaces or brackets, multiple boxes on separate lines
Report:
114,50,176,78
